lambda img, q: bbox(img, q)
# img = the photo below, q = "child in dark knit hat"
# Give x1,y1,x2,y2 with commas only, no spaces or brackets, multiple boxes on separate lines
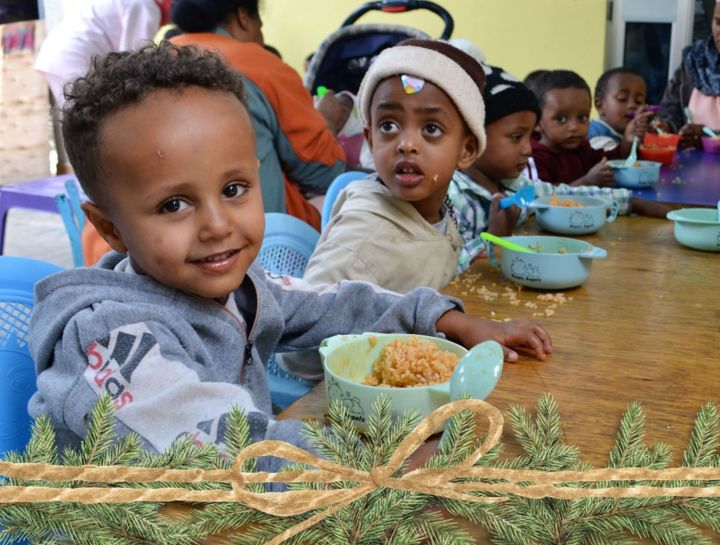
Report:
447,65,673,272
303,39,551,358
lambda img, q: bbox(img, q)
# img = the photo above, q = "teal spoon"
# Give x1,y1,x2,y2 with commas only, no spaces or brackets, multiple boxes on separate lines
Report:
480,232,535,253
702,126,717,138
624,136,639,167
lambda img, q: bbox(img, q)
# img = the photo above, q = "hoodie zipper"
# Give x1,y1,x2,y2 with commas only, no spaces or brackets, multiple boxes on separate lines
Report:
209,280,261,384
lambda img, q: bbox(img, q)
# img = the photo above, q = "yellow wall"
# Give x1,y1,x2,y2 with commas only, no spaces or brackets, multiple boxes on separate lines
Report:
262,0,608,91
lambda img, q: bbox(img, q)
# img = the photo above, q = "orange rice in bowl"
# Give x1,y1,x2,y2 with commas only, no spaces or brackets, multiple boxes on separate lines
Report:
363,336,459,387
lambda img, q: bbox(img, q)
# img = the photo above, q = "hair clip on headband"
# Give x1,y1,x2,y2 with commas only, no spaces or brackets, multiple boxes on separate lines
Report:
401,74,425,94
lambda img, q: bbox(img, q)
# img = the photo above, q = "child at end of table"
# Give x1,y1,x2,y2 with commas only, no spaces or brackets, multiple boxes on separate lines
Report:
29,42,552,456
589,67,655,151
529,69,650,186
449,66,673,272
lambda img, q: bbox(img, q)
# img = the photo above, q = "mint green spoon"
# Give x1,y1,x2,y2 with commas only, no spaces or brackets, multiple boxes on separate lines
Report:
624,136,639,167
702,126,717,138
480,232,535,253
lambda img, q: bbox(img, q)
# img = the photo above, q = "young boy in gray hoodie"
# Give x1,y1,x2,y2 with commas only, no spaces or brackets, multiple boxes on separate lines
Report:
29,42,552,455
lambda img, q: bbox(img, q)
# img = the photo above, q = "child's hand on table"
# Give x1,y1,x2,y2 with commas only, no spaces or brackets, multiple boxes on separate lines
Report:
575,157,614,187
436,310,552,362
487,193,522,237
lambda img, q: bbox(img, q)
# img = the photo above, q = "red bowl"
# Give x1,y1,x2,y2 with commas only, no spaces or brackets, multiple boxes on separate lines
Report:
638,144,676,166
701,136,720,154
643,133,680,148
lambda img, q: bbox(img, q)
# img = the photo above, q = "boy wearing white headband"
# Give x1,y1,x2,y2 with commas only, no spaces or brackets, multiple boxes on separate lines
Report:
305,39,485,292
303,39,551,360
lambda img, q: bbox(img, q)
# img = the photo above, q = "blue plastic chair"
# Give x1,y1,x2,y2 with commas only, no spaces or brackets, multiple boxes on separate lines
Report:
258,213,321,278
54,178,86,267
0,257,63,459
320,170,366,231
257,213,320,411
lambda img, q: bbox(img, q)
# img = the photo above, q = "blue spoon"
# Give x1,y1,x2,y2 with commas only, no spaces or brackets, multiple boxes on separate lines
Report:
499,186,536,209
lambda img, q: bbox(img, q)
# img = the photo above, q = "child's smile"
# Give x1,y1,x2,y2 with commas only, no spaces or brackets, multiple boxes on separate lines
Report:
366,77,478,223
86,87,265,300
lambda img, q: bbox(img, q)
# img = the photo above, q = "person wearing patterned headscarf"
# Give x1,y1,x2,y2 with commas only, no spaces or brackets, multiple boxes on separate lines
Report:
657,0,720,146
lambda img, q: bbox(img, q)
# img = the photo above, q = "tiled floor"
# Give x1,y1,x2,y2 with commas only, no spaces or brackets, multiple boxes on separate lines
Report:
4,208,74,269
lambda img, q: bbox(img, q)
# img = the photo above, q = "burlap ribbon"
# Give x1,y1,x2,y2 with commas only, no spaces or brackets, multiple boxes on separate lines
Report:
1,399,720,545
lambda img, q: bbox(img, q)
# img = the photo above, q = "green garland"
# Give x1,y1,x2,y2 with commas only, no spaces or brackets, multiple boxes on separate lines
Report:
1,394,719,545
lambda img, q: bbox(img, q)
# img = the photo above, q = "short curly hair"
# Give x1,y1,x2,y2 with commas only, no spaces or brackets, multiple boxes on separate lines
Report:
525,69,590,109
594,67,645,102
62,41,247,202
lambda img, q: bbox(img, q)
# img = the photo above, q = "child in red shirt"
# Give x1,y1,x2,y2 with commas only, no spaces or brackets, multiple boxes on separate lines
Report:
527,70,650,185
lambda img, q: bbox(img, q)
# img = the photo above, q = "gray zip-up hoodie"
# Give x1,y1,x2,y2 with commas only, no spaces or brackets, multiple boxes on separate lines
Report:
29,253,461,454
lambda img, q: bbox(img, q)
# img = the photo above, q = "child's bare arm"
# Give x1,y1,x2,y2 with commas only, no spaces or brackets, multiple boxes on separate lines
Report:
630,198,678,218
436,309,552,362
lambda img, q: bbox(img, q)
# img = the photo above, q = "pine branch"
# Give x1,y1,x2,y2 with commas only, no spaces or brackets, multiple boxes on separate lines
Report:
78,394,118,465
683,403,720,469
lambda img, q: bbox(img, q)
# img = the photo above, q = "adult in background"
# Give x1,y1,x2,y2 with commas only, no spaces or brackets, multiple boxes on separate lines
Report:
35,0,171,108
35,0,170,178
171,0,351,230
657,0,720,147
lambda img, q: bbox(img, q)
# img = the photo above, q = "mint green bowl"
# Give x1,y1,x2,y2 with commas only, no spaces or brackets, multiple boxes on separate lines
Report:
666,208,720,252
488,235,607,290
319,333,503,431
608,159,661,188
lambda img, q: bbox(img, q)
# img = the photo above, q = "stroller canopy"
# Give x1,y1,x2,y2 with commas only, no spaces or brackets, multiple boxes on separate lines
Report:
304,23,431,96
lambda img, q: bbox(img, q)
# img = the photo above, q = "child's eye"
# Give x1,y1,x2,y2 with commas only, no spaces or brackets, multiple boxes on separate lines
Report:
159,198,189,214
509,134,522,143
423,123,443,136
378,120,398,133
223,182,248,199
556,115,567,124
579,115,589,123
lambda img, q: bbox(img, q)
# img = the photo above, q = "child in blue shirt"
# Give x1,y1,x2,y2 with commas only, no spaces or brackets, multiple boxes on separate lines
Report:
29,43,552,455
589,67,652,151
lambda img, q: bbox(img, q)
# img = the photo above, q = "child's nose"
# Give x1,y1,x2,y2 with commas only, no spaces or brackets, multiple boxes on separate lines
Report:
396,130,418,154
520,139,531,156
198,202,233,240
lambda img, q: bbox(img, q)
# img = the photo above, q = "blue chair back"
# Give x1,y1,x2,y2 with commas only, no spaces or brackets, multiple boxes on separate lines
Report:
258,213,320,278
54,178,86,267
321,171,366,231
0,257,63,458
256,214,320,412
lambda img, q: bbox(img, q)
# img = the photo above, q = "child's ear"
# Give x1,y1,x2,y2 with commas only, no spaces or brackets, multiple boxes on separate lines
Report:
363,126,372,149
594,96,604,113
456,134,480,169
81,202,128,254
236,7,252,31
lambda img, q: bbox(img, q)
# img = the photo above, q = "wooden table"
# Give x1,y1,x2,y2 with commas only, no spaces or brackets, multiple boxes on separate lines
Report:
282,215,720,468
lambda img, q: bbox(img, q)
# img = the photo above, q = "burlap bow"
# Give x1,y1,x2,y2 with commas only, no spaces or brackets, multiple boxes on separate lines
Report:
1,399,720,545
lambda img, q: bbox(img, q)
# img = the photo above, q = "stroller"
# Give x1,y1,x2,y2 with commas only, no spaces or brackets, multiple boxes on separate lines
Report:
304,0,455,166
304,0,454,96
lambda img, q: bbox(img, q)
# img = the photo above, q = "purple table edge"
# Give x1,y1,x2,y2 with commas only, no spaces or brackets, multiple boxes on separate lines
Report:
631,149,720,207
